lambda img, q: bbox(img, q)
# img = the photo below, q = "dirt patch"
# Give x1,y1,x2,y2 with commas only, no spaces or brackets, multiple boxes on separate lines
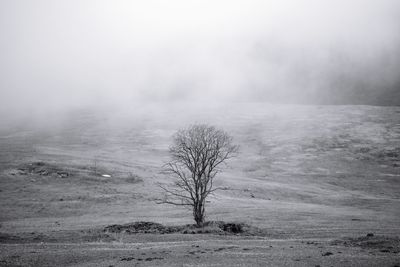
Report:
222,223,244,233
124,173,143,183
121,256,164,262
104,221,264,236
332,234,400,253
354,147,400,164
15,162,72,178
0,230,115,244
105,221,176,234
375,148,400,160
0,233,23,243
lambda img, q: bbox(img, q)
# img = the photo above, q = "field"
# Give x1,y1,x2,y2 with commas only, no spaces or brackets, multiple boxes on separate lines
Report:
0,103,399,266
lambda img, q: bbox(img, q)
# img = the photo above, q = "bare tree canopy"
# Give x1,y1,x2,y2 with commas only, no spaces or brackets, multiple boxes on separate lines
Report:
158,124,238,226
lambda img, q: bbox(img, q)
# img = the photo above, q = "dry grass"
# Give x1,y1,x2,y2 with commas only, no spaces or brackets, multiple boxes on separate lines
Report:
0,103,399,265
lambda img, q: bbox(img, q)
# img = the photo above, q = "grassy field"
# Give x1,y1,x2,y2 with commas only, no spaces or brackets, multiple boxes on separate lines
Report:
0,103,399,266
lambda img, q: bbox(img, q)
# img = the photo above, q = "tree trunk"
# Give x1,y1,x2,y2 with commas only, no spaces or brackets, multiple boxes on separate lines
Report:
193,202,205,227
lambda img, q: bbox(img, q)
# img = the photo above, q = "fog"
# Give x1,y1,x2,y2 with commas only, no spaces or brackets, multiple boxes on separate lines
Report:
1,0,399,119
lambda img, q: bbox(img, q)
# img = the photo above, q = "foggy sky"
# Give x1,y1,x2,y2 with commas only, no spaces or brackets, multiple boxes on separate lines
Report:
1,0,399,114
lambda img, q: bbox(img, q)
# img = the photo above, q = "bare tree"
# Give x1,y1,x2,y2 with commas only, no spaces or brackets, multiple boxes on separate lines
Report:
158,124,238,227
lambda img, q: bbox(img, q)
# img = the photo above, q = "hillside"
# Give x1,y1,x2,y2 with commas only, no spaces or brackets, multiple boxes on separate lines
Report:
0,103,399,266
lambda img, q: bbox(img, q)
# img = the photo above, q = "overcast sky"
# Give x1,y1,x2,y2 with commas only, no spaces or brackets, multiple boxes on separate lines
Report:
1,0,399,114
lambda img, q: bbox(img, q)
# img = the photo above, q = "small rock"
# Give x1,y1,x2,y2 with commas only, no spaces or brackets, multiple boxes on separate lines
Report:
57,172,69,178
322,252,333,256
366,233,374,237
120,257,135,261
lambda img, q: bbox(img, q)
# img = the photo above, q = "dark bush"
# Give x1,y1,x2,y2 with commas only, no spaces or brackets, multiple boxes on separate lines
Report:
222,223,244,233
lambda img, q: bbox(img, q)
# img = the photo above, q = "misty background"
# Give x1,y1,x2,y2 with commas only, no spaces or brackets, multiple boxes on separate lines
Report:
1,0,400,119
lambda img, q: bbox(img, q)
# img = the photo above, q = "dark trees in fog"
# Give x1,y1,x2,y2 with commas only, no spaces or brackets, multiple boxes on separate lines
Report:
158,124,238,227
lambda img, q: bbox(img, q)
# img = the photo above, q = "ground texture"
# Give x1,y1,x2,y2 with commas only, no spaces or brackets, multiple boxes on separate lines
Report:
0,103,399,266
